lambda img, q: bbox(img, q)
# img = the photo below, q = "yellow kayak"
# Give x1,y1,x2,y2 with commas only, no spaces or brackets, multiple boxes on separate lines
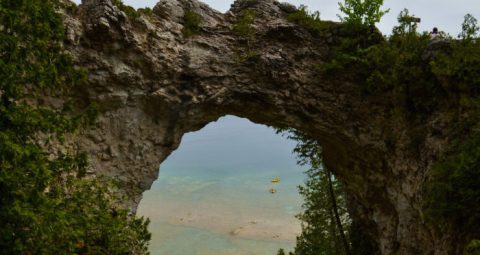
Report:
271,177,281,183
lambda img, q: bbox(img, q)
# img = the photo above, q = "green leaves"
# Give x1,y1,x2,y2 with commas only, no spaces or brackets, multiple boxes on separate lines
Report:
460,14,479,40
182,10,201,37
286,3,480,253
277,129,356,255
0,0,71,98
392,9,419,35
431,38,480,92
424,129,480,235
233,9,256,39
287,5,327,36
295,161,349,255
112,0,140,19
337,0,389,28
0,0,151,254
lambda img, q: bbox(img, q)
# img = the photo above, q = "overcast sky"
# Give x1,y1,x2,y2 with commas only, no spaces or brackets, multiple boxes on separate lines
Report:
73,0,479,35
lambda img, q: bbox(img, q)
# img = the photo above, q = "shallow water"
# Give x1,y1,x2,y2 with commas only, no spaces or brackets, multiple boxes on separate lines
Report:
137,116,306,255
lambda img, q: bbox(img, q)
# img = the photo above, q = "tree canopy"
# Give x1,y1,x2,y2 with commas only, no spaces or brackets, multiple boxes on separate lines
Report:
0,0,151,253
337,0,389,27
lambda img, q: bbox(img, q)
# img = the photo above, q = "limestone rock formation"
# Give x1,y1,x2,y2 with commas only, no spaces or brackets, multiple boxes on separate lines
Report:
60,0,461,254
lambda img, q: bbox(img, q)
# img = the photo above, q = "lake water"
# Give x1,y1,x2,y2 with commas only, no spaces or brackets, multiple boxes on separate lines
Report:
137,116,306,255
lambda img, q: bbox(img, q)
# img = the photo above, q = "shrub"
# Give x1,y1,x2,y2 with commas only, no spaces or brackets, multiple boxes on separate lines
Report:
182,10,201,37
233,9,256,39
459,14,480,40
432,14,480,92
287,5,327,36
138,7,153,17
337,0,389,28
424,129,480,237
392,8,419,35
112,0,139,19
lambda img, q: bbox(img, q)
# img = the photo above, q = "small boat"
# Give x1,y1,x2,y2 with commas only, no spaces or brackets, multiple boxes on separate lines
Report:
271,177,281,183
269,188,277,194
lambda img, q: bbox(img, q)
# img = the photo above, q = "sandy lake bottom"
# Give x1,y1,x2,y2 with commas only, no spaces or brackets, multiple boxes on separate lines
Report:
137,116,307,255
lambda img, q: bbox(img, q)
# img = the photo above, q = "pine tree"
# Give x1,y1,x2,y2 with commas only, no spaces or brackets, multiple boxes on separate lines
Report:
0,0,151,253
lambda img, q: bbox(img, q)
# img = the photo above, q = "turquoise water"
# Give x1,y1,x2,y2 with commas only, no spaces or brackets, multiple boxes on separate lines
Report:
137,116,306,255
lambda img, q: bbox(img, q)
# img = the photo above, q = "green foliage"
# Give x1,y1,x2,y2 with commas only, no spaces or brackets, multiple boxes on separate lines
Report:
467,240,480,255
182,10,201,37
392,9,419,35
287,5,327,36
316,7,388,77
431,39,480,92
289,4,480,252
353,10,480,250
337,0,389,27
318,9,480,248
112,0,139,19
431,16,480,97
0,0,151,253
424,129,480,235
283,5,480,254
232,9,258,62
112,0,152,19
295,156,350,255
348,221,378,255
233,9,256,39
365,31,435,115
319,24,383,81
434,15,480,90
0,172,151,254
138,7,153,17
277,129,377,255
460,14,480,40
326,9,480,118
278,130,345,255
323,8,450,117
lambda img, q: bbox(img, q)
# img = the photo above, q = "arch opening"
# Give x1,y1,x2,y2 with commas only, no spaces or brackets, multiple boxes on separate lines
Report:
137,115,308,254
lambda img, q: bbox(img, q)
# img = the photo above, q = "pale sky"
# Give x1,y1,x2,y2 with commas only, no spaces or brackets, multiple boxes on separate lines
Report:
73,0,479,35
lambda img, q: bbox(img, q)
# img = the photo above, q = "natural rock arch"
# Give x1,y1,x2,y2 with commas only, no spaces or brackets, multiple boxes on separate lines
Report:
64,0,456,254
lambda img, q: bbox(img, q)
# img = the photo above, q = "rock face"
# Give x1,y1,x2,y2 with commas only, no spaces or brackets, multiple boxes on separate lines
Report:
62,0,460,254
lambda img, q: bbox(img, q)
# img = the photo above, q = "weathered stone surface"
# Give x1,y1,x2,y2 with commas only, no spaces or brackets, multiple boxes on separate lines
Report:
61,0,462,254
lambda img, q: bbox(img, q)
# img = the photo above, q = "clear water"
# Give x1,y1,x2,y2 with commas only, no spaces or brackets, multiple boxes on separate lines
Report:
137,116,306,255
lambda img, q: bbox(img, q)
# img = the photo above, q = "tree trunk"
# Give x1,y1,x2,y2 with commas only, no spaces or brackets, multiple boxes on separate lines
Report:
326,167,351,255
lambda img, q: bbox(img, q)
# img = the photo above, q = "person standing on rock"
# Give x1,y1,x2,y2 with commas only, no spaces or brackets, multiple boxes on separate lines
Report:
430,27,441,40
